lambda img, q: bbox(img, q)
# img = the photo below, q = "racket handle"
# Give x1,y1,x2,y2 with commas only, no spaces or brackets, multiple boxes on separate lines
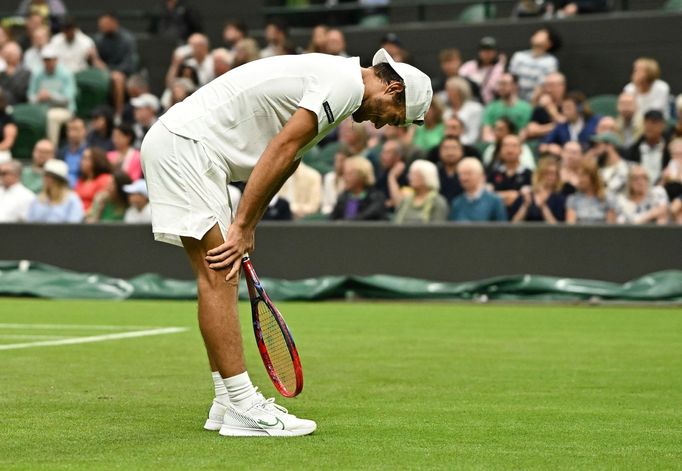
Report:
241,252,250,262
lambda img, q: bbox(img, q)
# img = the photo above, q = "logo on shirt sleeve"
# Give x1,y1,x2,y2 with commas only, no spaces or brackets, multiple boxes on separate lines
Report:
322,101,334,124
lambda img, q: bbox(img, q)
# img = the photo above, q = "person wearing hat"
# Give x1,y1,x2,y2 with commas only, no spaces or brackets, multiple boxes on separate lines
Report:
591,131,629,196
27,43,76,147
140,47,432,437
26,158,83,223
459,36,506,104
122,178,151,223
48,16,105,74
131,93,160,148
625,109,671,184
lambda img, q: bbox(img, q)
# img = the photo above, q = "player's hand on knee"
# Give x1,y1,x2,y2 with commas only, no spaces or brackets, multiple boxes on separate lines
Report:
206,227,254,280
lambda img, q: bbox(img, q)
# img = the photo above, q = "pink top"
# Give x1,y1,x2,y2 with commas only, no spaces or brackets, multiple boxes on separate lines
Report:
459,57,506,104
75,173,113,211
107,148,143,181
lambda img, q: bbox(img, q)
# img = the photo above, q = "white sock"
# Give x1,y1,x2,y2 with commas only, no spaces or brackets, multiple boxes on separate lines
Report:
212,371,230,404
223,371,258,409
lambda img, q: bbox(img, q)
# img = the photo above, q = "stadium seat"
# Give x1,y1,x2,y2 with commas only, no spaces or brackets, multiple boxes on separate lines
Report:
587,94,618,118
75,68,110,119
457,3,496,23
359,14,390,27
662,0,682,10
306,141,340,175
10,103,48,160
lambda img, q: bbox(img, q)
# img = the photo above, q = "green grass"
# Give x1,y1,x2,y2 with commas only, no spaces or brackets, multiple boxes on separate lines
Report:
0,299,681,470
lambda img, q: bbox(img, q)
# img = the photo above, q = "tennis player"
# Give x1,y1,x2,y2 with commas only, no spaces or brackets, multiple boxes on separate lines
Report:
140,48,432,437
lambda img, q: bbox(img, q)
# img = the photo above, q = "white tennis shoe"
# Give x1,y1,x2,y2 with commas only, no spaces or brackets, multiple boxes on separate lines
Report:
204,399,228,431
218,393,316,437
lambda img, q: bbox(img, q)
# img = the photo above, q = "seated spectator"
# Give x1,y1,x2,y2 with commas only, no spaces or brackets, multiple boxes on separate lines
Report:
508,27,560,101
58,117,87,187
487,134,533,209
260,18,288,58
233,38,260,68
22,138,54,193
625,110,670,184
325,29,348,57
0,90,18,162
107,123,142,181
28,45,76,147
559,141,583,195
306,24,328,54
155,0,203,42
95,12,139,118
212,48,232,78
261,196,292,221
131,93,160,148
389,159,448,224
26,158,83,223
277,161,322,219
16,12,44,51
16,0,67,29
378,125,425,165
321,149,348,215
330,156,386,221
566,159,613,224
74,147,113,212
442,77,483,145
410,98,445,152
661,138,682,201
168,33,214,87
524,72,567,142
540,92,600,154
427,116,481,162
86,170,131,223
0,159,36,222
482,118,536,171
222,19,248,53
672,95,682,139
458,36,506,104
120,73,150,124
380,33,408,64
23,24,50,73
615,92,643,148
609,165,668,225
509,156,566,223
431,48,462,95
375,138,408,210
122,178,151,223
87,106,114,151
0,42,31,104
450,157,507,222
437,135,465,205
338,118,370,157
49,16,104,74
481,73,532,143
591,132,629,196
623,57,670,120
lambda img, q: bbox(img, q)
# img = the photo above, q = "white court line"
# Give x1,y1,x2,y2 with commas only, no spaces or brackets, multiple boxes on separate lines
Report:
0,327,188,351
0,334,70,340
0,323,157,331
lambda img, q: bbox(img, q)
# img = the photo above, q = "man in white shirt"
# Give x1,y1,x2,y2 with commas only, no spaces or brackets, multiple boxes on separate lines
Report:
49,17,104,74
140,49,432,438
0,160,36,222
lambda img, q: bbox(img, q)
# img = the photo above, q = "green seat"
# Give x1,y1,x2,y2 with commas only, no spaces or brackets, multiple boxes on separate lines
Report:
10,103,48,160
359,14,390,28
662,0,682,10
306,141,340,176
587,94,618,118
457,3,496,23
75,68,110,119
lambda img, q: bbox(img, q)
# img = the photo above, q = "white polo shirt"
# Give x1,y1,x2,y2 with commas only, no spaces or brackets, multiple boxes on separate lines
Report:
0,182,36,222
160,53,365,181
49,30,96,74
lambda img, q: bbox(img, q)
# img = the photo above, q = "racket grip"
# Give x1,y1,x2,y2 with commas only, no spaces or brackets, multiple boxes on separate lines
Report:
241,252,250,261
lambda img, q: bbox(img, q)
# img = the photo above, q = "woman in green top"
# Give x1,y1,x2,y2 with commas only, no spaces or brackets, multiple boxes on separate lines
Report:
388,159,449,224
86,171,132,223
409,98,444,152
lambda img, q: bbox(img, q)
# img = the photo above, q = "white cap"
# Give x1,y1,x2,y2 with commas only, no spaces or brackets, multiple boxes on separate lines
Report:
372,48,432,126
123,179,148,196
41,45,59,60
44,159,69,181
131,93,160,112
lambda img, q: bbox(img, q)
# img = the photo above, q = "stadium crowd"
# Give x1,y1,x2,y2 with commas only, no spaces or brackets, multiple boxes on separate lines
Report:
1,0,681,225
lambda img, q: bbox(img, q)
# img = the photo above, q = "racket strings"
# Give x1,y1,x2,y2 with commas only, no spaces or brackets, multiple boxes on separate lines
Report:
257,301,296,391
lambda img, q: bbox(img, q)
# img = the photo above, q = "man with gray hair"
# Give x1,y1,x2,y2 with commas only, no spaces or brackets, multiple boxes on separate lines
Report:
0,159,36,222
0,42,31,104
22,139,55,193
450,157,507,221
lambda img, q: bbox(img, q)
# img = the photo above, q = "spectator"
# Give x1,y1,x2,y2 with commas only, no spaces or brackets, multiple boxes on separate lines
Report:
325,29,348,57
321,148,348,215
378,125,426,165
427,116,481,162
623,57,670,120
74,147,113,212
86,170,131,223
591,132,629,196
388,159,448,224
306,25,328,54
482,118,536,171
17,13,44,51
509,27,561,101
57,117,87,187
222,19,248,53
26,158,83,223
459,36,506,104
614,92,643,148
566,159,612,223
164,77,196,110
609,165,668,224
0,42,31,104
16,0,67,30
481,73,533,143
672,95,682,139
552,0,609,16
411,98,445,152
524,71,566,140
661,138,682,201
131,93,160,148
28,45,76,147
559,141,582,195
450,157,507,222
260,18,288,58
380,33,408,64
233,38,260,68
155,0,203,42
121,73,150,124
432,48,461,95
330,156,386,221
122,178,151,223
277,161,322,219
22,138,54,193
49,16,104,74
540,91,600,154
95,12,138,118
338,119,370,157
625,110,670,184
442,77,483,145
261,196,293,221
487,134,533,209
375,138,408,208
107,123,142,181
437,135,464,204
509,156,566,223
23,24,50,74
0,159,36,222
0,90,18,162
86,106,114,151
183,33,214,85
212,48,232,78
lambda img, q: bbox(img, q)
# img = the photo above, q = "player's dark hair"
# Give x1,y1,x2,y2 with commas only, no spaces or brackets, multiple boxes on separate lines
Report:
372,63,406,107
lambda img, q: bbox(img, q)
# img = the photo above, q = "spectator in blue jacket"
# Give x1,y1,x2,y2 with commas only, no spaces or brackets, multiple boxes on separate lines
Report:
540,91,600,155
450,157,507,222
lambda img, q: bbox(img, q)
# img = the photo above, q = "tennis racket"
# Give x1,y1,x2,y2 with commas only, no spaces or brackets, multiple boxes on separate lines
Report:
241,253,303,398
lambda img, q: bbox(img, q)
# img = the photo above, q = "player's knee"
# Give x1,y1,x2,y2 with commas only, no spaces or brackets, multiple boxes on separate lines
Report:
196,265,238,290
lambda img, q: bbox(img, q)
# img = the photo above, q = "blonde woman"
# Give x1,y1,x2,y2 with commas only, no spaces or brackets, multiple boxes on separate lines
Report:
566,159,613,224
623,57,670,119
26,159,83,223
510,156,566,223
330,156,386,221
389,159,448,224
609,165,669,225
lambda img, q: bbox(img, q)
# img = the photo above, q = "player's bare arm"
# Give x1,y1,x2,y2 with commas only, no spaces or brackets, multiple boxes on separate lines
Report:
205,107,318,279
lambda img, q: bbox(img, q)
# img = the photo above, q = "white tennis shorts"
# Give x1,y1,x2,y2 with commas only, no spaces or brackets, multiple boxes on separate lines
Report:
140,121,232,247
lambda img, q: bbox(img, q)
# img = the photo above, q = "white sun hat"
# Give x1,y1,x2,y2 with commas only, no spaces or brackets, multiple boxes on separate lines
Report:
372,48,433,126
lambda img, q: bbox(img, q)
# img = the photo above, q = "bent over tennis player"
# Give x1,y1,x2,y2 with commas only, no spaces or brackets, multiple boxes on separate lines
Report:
140,48,432,437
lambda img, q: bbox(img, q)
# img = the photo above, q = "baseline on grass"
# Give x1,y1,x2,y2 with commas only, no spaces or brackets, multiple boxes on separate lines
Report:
241,254,304,398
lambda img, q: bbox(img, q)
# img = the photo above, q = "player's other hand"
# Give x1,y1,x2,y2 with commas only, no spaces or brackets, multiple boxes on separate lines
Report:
206,225,255,280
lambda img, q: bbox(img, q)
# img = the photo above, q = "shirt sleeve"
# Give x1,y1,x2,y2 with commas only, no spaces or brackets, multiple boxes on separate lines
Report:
298,75,332,129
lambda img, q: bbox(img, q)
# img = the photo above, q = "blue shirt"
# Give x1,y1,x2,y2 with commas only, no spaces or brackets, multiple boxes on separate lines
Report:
27,192,84,223
449,190,508,222
58,144,87,188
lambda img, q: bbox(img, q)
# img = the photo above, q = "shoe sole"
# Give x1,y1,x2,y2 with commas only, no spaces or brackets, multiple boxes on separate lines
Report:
219,424,316,437
204,418,223,431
